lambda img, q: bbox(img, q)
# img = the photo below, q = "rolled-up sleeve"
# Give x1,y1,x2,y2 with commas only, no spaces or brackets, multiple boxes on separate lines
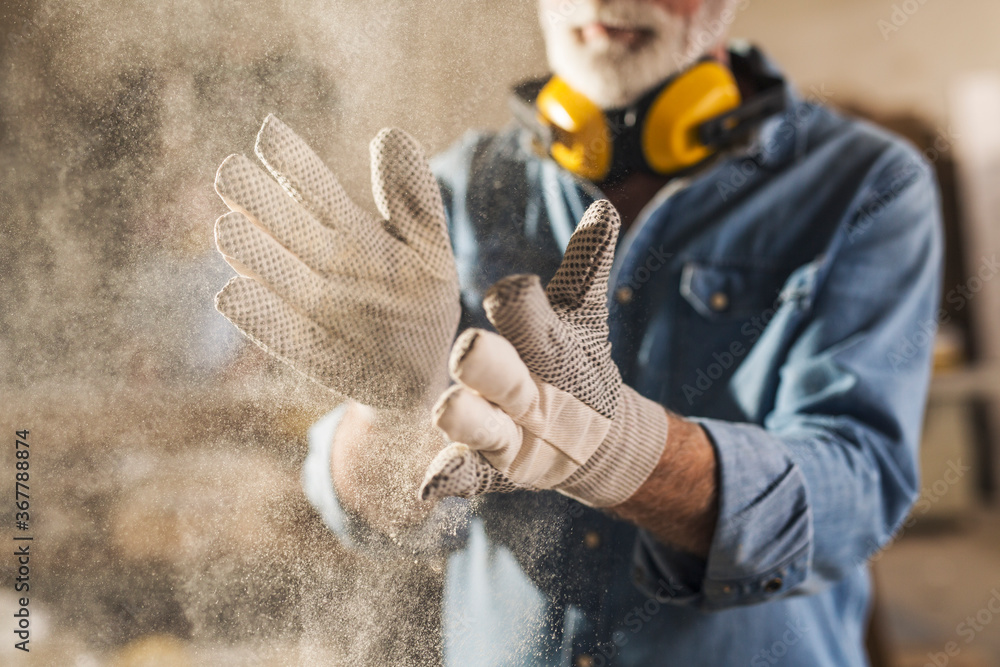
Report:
636,147,943,609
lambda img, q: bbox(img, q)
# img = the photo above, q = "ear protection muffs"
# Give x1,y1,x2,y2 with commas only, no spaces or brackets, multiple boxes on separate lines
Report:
510,59,787,184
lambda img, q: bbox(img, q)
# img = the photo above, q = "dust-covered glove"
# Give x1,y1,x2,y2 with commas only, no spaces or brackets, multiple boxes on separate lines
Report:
213,116,460,411
420,200,669,507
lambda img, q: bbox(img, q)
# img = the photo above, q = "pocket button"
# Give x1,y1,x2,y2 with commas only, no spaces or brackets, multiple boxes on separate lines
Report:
709,291,729,312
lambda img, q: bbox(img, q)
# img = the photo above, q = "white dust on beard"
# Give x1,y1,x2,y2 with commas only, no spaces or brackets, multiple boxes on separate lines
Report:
540,0,737,109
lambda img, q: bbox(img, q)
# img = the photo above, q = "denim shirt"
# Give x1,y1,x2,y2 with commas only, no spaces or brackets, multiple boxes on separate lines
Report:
303,47,942,666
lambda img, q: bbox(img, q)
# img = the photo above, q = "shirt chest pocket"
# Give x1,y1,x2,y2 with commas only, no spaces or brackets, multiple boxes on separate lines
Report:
679,262,788,322
651,262,792,412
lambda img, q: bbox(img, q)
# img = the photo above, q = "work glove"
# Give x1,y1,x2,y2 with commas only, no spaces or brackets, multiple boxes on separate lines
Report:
420,200,670,507
212,116,461,412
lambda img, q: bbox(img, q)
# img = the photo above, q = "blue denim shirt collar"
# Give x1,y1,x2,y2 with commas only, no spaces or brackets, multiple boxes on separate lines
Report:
733,41,807,171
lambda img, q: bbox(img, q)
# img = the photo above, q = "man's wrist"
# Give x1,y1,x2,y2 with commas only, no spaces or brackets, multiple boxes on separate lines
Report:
611,412,719,558
330,402,440,531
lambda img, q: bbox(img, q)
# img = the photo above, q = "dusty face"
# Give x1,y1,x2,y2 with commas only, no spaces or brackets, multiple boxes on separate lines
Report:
539,0,736,108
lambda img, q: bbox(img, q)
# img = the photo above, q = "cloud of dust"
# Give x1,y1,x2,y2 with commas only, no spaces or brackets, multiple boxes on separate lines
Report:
0,0,545,664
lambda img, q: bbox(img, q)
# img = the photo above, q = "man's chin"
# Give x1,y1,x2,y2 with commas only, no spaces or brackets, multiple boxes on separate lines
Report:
563,69,647,110
548,43,686,109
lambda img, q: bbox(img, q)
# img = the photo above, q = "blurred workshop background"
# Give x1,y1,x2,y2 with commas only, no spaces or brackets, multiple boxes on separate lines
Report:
1,0,999,665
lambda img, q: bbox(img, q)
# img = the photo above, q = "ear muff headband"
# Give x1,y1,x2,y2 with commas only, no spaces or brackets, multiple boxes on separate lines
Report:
531,61,743,182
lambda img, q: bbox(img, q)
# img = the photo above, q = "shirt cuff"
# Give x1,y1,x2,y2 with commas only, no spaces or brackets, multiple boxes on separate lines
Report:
302,405,352,540
631,417,812,610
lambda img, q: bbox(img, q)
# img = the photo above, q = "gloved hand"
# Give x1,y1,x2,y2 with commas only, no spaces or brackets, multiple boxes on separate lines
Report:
213,116,460,412
420,200,669,507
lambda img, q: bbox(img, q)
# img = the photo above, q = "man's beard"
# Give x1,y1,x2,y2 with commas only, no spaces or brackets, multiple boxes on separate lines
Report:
540,0,734,109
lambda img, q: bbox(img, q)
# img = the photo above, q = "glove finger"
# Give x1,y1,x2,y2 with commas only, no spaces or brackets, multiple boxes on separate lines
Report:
369,128,454,280
215,210,343,315
432,384,522,470
254,115,370,237
431,381,592,488
215,276,421,409
447,329,535,418
546,199,619,316
215,219,452,394
215,154,360,276
419,443,528,501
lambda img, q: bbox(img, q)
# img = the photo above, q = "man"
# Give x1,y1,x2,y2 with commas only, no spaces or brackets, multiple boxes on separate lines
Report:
213,0,942,664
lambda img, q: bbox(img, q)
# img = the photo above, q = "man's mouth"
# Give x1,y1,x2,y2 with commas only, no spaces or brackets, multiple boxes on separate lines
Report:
577,22,653,48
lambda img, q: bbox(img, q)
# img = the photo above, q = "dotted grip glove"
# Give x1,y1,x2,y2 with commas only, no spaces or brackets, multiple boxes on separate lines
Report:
213,116,460,412
420,200,669,508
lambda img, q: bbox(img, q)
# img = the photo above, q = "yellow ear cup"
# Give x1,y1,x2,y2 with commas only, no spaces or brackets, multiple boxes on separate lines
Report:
643,61,741,174
536,77,612,182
